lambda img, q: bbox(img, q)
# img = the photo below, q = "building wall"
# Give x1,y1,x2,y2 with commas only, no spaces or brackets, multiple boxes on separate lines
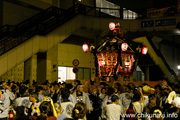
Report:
0,0,2,26
59,0,73,9
152,35,180,76
16,0,52,9
81,15,140,32
58,43,90,68
0,63,24,82
47,45,58,83
108,0,153,9
0,15,82,82
1,12,180,82
31,55,37,82
58,43,95,80
160,43,180,75
3,1,40,25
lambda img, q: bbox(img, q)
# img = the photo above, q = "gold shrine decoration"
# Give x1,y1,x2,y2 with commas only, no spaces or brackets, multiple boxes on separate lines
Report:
117,50,135,75
87,22,148,78
97,52,118,77
97,50,135,77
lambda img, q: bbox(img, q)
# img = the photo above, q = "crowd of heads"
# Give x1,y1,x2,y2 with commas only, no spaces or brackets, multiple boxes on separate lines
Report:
0,78,179,120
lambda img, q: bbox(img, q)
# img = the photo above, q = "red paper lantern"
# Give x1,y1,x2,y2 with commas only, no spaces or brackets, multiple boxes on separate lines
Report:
142,47,148,55
109,22,115,30
121,43,128,51
82,44,88,52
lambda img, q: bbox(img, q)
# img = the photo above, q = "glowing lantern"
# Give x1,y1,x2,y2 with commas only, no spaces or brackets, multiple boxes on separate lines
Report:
99,61,105,66
142,47,148,55
82,44,88,52
125,56,130,67
125,61,130,66
121,43,128,51
109,22,115,30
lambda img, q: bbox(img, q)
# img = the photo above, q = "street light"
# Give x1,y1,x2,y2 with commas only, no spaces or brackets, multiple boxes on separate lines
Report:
177,65,180,77
177,65,180,70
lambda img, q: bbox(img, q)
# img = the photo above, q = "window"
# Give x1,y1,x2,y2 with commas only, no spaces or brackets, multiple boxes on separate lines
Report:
96,0,138,19
58,66,75,83
76,67,91,80
58,66,91,83
96,0,120,18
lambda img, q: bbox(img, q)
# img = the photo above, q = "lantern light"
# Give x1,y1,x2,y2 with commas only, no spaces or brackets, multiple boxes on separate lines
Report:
82,44,88,52
125,61,130,66
102,61,105,65
121,43,128,51
99,61,105,66
177,65,180,70
142,47,148,55
109,22,115,30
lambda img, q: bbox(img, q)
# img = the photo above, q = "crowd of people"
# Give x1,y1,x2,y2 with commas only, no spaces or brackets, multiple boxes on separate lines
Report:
0,79,179,120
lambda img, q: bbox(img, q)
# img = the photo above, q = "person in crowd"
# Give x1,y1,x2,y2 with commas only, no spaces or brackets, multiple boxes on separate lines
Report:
7,80,14,88
70,79,81,94
161,80,173,92
128,82,135,94
72,84,93,113
57,88,77,106
101,87,115,119
2,77,180,120
36,86,44,102
36,101,57,120
42,83,51,97
102,87,115,105
87,87,100,120
99,82,107,88
1,81,15,102
144,94,157,113
143,94,159,120
54,103,67,120
119,85,133,114
115,88,121,99
174,84,180,97
114,82,121,93
149,88,155,95
14,85,30,120
97,87,107,118
0,86,10,120
27,92,41,117
104,95,121,120
29,82,37,93
99,87,106,100
132,87,144,114
65,83,73,92
155,84,162,105
72,102,86,120
160,86,170,108
60,88,74,118
65,83,77,105
11,84,19,96
142,85,150,107
15,83,21,98
23,80,30,89
51,82,59,103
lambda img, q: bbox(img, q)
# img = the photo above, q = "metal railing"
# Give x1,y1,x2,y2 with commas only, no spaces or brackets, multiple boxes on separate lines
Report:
0,5,79,55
